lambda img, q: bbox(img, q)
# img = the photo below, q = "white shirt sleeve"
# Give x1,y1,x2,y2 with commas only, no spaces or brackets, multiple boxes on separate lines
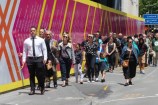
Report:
41,39,47,61
22,40,28,63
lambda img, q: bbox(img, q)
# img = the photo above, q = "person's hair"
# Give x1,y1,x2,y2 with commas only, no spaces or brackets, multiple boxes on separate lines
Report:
127,36,133,42
139,38,144,44
134,34,138,38
77,43,81,50
139,34,143,38
63,34,71,43
100,52,105,58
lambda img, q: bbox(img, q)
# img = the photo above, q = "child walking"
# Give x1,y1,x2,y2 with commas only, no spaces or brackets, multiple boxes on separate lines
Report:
100,52,109,82
74,43,84,84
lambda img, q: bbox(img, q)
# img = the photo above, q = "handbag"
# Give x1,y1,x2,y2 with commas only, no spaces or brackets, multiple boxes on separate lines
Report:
122,51,131,68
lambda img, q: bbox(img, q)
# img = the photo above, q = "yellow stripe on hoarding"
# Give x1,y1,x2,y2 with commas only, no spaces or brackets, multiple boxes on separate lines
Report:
60,0,70,35
91,7,96,34
84,5,90,39
48,0,57,30
69,1,77,35
0,69,75,93
37,0,47,34
74,0,144,21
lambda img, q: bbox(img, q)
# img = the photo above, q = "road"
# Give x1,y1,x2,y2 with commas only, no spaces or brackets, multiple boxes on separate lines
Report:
0,66,158,105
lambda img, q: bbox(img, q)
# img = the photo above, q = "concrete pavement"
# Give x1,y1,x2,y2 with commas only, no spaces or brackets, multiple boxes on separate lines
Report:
0,66,158,105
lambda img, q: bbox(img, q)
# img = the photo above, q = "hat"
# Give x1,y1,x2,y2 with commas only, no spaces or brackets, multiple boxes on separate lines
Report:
88,34,93,37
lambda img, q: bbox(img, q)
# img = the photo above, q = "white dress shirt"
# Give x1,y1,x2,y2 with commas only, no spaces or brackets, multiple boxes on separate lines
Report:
22,36,47,63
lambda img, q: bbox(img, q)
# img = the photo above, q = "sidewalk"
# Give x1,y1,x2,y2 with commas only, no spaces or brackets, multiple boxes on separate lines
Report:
0,66,156,105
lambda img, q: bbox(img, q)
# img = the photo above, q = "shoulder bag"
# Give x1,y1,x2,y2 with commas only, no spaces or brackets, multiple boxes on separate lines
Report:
122,51,131,68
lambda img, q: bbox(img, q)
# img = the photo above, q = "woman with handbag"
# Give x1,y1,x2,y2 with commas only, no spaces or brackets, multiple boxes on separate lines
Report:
58,33,75,87
121,37,138,86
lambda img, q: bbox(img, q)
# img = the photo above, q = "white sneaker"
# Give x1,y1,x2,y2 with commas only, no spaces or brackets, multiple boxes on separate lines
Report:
92,80,95,83
140,70,145,74
95,78,99,82
87,80,90,83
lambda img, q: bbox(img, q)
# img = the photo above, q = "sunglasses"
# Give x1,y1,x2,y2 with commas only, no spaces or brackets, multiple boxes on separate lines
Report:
63,36,68,38
128,41,132,43
88,36,93,38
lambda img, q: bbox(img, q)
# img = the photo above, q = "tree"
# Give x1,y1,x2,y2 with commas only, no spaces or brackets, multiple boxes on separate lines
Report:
139,0,158,16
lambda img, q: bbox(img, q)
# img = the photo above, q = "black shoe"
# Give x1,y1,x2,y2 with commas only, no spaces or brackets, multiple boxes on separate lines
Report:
124,83,129,86
129,81,132,85
80,82,83,84
101,79,105,83
28,90,35,95
45,85,50,88
54,82,58,88
41,88,45,95
65,82,68,85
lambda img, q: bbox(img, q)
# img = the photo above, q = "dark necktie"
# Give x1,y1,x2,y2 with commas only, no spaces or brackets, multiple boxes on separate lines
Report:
32,37,35,56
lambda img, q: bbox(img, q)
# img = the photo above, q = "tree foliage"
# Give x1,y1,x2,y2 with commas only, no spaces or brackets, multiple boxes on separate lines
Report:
139,0,158,16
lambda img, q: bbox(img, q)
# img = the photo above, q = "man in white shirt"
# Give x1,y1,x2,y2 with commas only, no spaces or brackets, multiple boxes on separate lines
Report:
22,26,47,95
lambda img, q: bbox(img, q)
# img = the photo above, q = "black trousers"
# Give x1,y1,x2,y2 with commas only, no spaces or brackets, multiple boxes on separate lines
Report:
86,54,96,81
95,62,101,78
59,58,72,81
26,57,45,91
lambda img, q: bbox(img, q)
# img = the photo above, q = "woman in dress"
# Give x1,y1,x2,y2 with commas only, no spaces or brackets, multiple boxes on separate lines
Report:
106,37,116,72
121,37,138,86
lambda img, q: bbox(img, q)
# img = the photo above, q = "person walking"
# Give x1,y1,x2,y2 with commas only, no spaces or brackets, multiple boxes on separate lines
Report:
106,37,116,72
58,33,75,87
121,37,138,86
74,43,83,84
84,34,98,82
45,30,58,88
152,32,158,66
138,38,148,74
22,26,47,95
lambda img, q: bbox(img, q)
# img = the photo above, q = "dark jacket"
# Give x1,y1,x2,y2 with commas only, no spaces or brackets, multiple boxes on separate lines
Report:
120,45,138,64
74,50,82,64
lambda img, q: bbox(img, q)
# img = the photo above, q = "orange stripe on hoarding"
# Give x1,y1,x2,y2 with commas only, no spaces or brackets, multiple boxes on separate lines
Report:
60,0,70,35
6,0,21,80
69,1,76,35
4,48,16,82
91,7,96,34
37,0,47,34
84,5,90,39
48,0,57,30
0,0,16,81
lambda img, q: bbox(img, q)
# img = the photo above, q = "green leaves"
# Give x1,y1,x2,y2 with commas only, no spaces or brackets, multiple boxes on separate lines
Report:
139,0,158,16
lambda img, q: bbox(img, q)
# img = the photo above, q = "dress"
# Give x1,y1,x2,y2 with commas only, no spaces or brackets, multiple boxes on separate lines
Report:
123,50,137,79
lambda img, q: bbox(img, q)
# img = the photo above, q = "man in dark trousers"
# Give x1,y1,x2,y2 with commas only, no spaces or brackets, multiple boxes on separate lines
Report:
22,26,47,95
